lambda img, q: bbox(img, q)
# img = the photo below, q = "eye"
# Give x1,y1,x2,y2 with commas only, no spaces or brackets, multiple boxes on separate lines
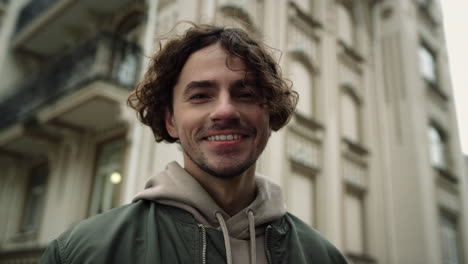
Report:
190,93,207,100
240,92,254,98
188,93,211,103
237,88,257,102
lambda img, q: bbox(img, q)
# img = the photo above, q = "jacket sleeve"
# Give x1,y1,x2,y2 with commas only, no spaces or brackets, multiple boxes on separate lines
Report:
40,240,63,264
325,239,348,264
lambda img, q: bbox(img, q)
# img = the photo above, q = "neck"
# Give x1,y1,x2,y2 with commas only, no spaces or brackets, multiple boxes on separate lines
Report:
185,163,257,216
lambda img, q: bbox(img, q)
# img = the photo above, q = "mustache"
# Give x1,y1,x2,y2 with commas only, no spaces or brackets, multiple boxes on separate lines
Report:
198,122,256,138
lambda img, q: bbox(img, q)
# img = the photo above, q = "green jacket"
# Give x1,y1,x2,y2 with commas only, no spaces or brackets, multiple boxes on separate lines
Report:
41,200,347,264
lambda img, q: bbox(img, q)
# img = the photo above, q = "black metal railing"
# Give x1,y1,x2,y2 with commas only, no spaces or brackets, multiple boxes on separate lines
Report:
0,32,141,130
15,0,63,34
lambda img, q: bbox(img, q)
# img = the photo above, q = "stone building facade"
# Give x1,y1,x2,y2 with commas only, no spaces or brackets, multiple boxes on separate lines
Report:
0,0,466,263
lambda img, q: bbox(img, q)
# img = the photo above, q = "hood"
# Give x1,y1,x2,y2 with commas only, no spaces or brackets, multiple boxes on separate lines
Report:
132,161,286,239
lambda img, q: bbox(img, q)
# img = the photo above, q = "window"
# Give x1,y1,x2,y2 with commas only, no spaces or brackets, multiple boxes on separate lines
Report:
417,0,430,7
113,13,142,87
344,191,365,254
89,138,126,215
428,125,448,169
341,90,360,143
114,47,139,87
440,214,462,264
21,163,48,233
287,169,315,227
290,59,314,119
337,3,354,47
419,44,437,84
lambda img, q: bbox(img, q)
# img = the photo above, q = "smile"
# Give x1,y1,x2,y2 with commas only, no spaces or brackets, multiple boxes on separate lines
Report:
206,134,243,141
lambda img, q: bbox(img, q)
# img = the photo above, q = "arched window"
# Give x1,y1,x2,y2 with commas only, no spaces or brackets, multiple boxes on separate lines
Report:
21,163,48,233
290,59,314,119
419,44,437,84
344,191,365,254
89,138,126,215
428,125,448,169
341,89,360,143
287,168,316,227
337,3,354,47
440,213,462,264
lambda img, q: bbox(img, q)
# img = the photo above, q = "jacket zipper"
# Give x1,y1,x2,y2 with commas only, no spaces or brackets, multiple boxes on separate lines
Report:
265,225,272,264
198,224,207,264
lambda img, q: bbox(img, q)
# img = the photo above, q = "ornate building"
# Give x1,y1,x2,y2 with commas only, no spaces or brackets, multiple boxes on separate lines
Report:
0,0,466,263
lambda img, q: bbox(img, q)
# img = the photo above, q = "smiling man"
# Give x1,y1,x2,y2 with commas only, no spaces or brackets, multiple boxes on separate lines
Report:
41,24,347,264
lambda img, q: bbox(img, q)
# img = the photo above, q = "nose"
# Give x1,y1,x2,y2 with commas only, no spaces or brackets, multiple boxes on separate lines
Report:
209,94,240,122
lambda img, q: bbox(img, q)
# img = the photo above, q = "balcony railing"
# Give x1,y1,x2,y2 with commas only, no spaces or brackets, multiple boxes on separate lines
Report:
15,0,63,34
0,32,141,131
0,248,43,264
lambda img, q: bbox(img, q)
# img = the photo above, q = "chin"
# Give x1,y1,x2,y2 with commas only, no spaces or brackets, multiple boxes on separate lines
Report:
201,160,255,179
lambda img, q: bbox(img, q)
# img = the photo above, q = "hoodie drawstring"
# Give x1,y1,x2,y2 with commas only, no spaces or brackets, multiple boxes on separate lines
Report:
215,211,257,264
215,212,233,264
247,210,256,264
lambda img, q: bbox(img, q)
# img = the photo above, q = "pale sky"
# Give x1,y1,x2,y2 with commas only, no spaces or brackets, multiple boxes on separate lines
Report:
440,0,468,155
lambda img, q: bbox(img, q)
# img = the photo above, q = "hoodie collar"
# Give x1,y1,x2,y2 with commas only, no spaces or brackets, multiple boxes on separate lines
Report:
132,161,286,239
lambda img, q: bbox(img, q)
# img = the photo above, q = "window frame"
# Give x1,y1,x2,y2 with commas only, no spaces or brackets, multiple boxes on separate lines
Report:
428,123,449,170
19,162,49,235
336,0,356,48
419,42,438,87
439,210,464,264
289,53,317,120
340,83,362,144
87,135,127,216
287,161,318,228
343,186,366,256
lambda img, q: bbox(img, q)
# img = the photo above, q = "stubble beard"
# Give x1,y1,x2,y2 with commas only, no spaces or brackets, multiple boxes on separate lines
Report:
183,144,258,179
182,122,262,179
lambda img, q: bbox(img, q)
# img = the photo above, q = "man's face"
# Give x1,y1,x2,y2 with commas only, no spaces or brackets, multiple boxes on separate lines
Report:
165,43,271,179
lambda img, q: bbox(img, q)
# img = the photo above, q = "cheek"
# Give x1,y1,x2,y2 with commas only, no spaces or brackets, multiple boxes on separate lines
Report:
176,116,199,138
254,112,271,135
261,110,271,128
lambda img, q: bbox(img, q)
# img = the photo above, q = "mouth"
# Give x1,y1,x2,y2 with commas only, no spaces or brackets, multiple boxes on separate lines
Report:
205,134,244,141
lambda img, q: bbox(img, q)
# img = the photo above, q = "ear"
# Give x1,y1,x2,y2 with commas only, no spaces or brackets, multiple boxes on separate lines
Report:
164,108,179,139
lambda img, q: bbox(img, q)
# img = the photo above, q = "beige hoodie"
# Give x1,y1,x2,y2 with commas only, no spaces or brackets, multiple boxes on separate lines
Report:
133,161,287,264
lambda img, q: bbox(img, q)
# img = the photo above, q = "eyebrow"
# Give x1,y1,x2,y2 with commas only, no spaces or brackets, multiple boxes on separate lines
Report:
182,78,256,97
183,80,216,96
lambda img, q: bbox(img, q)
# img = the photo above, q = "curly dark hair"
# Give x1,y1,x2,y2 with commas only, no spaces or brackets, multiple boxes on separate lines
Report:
128,23,298,143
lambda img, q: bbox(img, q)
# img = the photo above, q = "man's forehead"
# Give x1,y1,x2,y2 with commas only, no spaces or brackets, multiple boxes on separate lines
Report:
185,43,249,72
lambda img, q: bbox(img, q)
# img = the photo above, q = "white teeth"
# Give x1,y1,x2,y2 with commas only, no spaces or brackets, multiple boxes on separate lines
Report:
207,134,242,141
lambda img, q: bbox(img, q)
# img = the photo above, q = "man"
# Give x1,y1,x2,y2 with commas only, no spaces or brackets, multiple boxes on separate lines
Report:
41,24,347,264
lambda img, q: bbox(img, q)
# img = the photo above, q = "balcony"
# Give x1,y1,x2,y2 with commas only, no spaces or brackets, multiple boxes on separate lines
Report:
14,0,134,56
15,0,63,35
0,247,43,264
0,32,140,135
